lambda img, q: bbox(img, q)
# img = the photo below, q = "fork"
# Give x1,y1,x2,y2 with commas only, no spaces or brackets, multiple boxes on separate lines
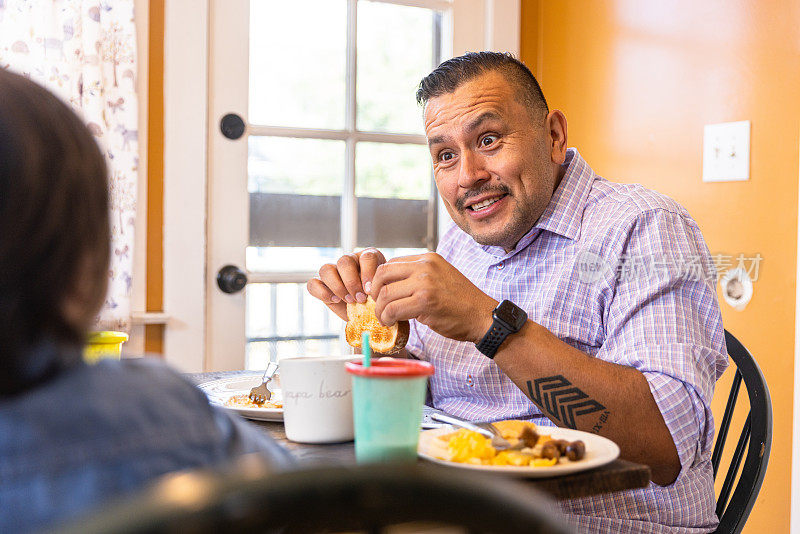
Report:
248,361,279,405
429,412,526,451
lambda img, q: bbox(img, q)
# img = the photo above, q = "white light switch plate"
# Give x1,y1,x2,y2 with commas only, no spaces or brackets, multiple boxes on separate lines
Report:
702,120,750,182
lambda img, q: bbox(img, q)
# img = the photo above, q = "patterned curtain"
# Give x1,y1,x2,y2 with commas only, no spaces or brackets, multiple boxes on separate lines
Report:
0,0,138,332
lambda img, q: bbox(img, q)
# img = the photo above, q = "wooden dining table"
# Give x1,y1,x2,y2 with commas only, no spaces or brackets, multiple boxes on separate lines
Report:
188,371,651,501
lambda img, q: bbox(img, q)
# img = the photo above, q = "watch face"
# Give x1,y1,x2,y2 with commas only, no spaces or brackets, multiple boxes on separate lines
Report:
495,300,528,331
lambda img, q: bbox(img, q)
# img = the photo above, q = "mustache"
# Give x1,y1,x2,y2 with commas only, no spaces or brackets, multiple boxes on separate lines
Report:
455,184,511,211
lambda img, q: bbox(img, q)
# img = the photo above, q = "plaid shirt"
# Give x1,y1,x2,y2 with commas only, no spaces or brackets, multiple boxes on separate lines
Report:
407,148,728,533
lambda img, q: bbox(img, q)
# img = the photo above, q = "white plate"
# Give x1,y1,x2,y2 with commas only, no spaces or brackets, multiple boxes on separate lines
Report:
198,374,283,422
417,426,620,478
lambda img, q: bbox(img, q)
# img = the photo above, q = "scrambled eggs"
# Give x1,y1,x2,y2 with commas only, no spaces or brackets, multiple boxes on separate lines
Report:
225,394,283,409
443,428,558,467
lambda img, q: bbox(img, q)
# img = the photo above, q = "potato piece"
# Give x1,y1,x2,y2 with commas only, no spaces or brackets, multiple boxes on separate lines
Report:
532,457,559,467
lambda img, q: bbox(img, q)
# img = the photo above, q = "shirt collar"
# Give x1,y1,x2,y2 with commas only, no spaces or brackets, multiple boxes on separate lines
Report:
533,148,595,242
478,148,595,259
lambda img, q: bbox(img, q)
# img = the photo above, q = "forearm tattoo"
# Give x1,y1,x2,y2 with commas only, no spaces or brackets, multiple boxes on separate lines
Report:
526,375,607,429
591,409,611,434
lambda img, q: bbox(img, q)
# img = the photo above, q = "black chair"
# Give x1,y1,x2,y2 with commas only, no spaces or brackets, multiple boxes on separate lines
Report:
53,460,573,534
711,330,772,534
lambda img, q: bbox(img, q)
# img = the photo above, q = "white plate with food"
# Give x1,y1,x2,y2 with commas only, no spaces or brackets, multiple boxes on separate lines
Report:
417,422,619,478
198,374,283,422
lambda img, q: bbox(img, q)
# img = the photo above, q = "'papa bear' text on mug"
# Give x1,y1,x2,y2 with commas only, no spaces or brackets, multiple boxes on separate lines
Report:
284,380,351,405
279,356,356,443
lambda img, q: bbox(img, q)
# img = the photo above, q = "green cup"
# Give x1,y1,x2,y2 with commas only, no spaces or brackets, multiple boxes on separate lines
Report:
345,358,435,463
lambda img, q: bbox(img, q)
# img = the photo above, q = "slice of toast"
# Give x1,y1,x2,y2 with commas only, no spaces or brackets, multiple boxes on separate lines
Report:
345,296,409,354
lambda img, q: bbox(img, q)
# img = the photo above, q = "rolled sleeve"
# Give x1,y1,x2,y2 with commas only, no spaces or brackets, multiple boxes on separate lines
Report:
643,370,712,475
597,209,728,474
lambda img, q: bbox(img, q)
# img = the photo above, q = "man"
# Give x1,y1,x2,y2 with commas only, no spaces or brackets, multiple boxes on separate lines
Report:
308,52,727,533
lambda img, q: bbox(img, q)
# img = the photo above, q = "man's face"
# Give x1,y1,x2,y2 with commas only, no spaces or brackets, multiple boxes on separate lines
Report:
424,70,561,252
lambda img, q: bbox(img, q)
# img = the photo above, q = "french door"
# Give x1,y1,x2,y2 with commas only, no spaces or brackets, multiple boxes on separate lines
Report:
207,0,449,370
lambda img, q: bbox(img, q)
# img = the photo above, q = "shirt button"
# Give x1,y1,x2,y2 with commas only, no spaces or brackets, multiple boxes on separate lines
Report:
497,262,504,270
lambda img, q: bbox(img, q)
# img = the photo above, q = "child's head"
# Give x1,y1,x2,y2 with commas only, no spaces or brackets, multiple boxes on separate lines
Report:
0,69,110,390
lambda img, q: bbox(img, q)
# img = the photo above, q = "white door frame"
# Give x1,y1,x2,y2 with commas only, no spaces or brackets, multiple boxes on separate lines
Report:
161,0,519,372
162,0,210,372
206,0,250,371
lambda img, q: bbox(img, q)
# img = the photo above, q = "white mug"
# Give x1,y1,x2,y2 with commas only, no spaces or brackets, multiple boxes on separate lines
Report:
280,355,355,443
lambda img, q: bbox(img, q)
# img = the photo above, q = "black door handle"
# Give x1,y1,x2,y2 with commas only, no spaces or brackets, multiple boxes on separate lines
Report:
220,113,246,140
217,265,248,294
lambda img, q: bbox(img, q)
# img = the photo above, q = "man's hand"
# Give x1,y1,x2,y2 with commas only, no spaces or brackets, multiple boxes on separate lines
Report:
370,252,498,344
306,248,386,322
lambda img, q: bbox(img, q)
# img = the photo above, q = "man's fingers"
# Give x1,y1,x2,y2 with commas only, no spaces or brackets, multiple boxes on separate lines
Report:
337,254,366,303
327,301,349,322
309,249,393,321
373,278,417,324
378,294,425,327
370,260,420,302
358,248,385,295
306,276,341,305
313,250,390,309
306,278,349,321
316,264,349,303
385,253,426,264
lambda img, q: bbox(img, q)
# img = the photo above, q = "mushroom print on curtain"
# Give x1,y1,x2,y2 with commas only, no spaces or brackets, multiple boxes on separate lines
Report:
0,0,138,332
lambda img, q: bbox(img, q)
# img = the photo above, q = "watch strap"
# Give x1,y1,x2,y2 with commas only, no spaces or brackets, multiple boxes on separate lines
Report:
475,320,512,359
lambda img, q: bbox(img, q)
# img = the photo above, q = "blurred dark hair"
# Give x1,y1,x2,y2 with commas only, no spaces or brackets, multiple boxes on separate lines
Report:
416,51,548,117
0,69,110,394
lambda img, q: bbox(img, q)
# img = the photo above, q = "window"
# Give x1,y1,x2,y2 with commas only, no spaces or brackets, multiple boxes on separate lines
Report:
244,0,445,368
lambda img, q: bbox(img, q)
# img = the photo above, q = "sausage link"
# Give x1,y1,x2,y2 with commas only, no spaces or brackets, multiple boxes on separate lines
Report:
566,440,586,461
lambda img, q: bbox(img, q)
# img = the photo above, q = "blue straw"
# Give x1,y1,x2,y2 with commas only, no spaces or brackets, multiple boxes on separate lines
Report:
362,331,372,368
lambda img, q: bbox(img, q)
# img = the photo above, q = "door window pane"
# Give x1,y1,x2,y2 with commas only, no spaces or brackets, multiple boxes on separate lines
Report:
356,142,433,249
356,142,431,199
249,0,346,129
247,338,343,369
246,246,342,273
249,137,344,195
248,136,344,257
246,283,342,369
356,1,437,134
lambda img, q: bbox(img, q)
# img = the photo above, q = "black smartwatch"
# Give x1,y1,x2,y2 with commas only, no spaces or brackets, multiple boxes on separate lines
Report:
475,300,528,359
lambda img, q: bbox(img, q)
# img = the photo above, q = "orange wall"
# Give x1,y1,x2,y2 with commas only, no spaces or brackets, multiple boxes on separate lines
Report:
145,0,164,354
521,1,799,531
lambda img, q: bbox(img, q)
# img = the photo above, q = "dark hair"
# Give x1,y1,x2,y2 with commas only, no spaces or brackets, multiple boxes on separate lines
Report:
416,52,548,117
0,69,110,394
